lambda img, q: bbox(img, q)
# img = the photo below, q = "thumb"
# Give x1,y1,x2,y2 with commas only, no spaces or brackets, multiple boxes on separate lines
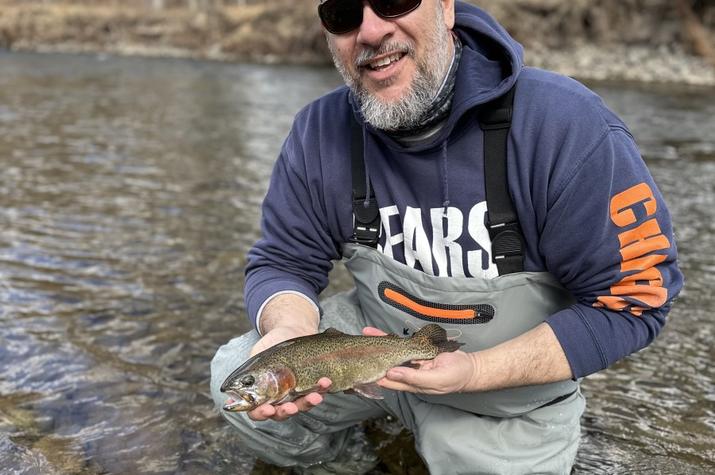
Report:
385,367,418,383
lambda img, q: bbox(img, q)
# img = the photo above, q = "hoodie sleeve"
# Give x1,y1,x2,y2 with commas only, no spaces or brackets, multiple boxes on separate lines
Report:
243,116,340,330
541,124,683,378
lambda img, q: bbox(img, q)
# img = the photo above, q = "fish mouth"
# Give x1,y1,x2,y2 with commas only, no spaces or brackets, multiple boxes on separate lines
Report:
222,391,258,412
222,397,248,412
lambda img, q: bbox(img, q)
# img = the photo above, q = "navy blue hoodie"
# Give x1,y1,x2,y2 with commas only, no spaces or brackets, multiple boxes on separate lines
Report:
244,2,683,378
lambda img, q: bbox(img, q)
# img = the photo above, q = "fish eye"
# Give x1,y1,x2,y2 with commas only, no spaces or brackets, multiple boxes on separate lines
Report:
240,375,255,386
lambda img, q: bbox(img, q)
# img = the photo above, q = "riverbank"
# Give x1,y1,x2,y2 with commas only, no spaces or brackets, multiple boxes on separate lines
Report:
1,0,714,86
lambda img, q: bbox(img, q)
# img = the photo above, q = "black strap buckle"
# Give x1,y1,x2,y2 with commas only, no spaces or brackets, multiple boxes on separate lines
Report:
479,85,524,275
487,221,524,263
352,197,380,246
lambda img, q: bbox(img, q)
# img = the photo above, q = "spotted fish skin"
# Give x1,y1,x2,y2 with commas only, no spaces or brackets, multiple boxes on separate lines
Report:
220,324,462,411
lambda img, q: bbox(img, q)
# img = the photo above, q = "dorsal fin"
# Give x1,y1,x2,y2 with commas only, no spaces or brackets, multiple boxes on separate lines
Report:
322,327,346,336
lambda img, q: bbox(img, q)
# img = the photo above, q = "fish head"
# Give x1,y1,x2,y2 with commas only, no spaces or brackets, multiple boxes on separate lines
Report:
220,366,296,412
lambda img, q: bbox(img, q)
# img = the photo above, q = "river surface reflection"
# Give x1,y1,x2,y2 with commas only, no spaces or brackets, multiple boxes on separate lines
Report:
0,52,713,474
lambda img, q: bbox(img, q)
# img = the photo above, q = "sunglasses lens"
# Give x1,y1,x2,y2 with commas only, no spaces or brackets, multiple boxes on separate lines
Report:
319,0,364,35
319,0,422,35
371,0,421,18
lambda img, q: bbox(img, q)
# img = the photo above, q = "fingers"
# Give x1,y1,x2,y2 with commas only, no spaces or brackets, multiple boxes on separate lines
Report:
376,377,419,393
270,402,301,422
385,367,417,382
247,401,299,421
316,377,332,391
376,367,432,393
289,392,324,415
247,378,333,422
247,403,278,421
248,394,323,422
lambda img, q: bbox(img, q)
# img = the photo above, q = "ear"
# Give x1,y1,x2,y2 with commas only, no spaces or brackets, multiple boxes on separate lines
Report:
441,0,455,30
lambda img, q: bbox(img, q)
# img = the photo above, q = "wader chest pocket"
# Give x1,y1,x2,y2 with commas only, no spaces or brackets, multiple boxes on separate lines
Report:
378,281,495,325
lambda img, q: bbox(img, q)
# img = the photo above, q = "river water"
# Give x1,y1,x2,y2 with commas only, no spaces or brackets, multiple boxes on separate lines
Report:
0,52,713,474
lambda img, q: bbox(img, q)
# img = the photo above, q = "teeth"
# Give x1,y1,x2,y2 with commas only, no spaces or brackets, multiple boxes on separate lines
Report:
223,398,242,411
369,53,402,69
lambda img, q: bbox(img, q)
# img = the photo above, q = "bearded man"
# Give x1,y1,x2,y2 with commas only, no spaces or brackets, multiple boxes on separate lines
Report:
210,1,682,473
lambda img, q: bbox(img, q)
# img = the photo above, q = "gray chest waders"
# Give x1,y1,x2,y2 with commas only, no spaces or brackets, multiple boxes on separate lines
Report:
346,85,579,417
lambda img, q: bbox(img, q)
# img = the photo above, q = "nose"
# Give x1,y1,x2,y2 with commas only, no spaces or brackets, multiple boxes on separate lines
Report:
356,3,396,46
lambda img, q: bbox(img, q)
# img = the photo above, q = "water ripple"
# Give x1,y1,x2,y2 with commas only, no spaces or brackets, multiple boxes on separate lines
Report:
0,52,713,473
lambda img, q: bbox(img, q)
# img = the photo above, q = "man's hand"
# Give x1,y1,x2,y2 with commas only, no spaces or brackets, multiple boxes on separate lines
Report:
379,352,477,395
247,293,329,422
364,322,574,394
362,327,477,395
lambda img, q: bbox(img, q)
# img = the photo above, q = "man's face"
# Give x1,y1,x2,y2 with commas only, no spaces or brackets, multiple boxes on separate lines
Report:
325,0,456,130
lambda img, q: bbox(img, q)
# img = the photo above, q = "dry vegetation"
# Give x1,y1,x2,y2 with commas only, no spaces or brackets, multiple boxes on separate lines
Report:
0,0,329,62
0,0,713,72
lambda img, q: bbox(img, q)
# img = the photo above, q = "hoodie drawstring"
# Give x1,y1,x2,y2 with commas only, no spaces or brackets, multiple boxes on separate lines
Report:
363,134,372,208
441,141,450,217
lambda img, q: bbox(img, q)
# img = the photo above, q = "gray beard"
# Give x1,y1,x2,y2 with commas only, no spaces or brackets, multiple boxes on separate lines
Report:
327,10,453,131
355,64,440,131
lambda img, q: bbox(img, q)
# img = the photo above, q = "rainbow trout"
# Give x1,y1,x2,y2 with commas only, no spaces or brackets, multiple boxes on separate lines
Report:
220,324,462,412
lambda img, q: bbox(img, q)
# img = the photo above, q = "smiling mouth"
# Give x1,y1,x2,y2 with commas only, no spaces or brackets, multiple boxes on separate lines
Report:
362,52,407,71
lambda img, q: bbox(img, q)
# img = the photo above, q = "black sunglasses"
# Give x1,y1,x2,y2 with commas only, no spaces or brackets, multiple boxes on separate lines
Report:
319,0,423,35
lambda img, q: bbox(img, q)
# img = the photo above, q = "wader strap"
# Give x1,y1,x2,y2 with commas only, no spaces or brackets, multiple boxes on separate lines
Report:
478,86,525,275
349,85,526,265
350,116,380,247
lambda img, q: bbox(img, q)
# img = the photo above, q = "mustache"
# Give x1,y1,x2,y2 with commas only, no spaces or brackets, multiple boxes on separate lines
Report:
354,40,415,68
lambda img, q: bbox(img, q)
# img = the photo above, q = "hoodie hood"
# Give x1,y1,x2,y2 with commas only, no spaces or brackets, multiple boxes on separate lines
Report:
451,1,523,109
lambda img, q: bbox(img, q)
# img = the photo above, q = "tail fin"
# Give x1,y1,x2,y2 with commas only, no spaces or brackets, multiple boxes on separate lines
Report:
413,324,463,353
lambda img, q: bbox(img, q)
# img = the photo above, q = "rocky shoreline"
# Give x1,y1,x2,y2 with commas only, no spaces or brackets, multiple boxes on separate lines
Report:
528,45,715,87
1,0,714,86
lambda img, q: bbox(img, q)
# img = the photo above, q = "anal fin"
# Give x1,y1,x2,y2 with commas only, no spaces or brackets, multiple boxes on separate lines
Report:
400,361,420,369
346,383,384,400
